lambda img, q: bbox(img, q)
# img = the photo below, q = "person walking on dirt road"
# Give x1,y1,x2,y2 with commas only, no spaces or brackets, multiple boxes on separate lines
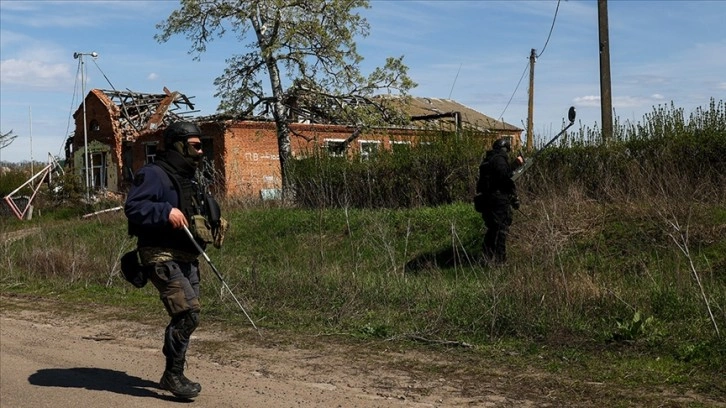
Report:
124,121,225,399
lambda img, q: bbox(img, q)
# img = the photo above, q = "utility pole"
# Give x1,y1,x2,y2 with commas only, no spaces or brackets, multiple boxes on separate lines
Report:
598,0,613,143
526,48,536,153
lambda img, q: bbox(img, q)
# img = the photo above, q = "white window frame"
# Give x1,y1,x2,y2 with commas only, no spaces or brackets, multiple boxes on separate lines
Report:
144,142,158,164
89,151,107,189
359,140,381,161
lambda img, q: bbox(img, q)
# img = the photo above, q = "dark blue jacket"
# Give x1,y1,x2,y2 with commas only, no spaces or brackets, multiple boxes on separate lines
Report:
124,164,198,254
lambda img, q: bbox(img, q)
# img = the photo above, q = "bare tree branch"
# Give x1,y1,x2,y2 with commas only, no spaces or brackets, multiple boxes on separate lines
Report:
157,0,416,198
1,129,19,150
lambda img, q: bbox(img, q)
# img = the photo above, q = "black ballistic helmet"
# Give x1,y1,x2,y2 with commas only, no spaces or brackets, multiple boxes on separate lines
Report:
492,138,511,152
164,121,202,148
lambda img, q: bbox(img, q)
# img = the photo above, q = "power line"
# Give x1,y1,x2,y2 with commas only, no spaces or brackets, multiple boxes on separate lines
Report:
498,59,530,123
538,0,562,58
60,59,84,160
61,56,117,161
497,0,563,123
448,63,462,99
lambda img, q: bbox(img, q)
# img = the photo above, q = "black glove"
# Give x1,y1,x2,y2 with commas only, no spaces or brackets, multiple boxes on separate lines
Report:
511,195,520,210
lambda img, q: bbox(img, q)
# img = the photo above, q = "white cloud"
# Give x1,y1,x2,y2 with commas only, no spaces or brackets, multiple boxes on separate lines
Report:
0,29,30,48
573,95,600,107
147,72,159,80
0,58,72,89
574,94,670,110
613,96,655,109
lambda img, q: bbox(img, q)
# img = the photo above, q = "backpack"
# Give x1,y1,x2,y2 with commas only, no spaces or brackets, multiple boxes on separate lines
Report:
473,159,493,213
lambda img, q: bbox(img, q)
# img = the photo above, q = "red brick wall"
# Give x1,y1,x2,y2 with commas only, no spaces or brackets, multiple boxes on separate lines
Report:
71,90,119,154
220,122,401,198
220,122,277,198
217,121,517,199
70,90,123,190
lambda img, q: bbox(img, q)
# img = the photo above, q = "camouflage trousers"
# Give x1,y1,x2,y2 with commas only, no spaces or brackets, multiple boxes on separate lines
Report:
147,259,201,367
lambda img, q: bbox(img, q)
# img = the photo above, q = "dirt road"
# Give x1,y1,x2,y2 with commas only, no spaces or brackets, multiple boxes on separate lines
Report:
1,294,724,408
0,295,543,408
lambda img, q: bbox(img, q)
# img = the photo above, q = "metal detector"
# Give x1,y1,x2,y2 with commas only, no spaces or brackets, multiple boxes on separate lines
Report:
183,225,261,335
512,106,576,181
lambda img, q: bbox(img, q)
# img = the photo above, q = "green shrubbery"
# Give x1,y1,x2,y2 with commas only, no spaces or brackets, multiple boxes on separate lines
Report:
290,98,726,208
0,160,116,220
290,130,485,208
0,165,33,197
528,99,726,202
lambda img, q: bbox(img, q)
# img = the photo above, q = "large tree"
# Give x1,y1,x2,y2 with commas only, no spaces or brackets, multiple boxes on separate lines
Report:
156,0,416,197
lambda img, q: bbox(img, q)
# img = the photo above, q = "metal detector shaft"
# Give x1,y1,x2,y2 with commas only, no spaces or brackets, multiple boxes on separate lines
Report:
183,225,260,334
512,106,576,182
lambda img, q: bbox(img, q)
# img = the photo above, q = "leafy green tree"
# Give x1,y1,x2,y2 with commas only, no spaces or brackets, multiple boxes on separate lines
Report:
156,0,416,198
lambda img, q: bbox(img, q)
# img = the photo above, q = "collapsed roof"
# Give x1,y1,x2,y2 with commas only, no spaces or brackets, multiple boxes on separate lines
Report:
90,87,198,141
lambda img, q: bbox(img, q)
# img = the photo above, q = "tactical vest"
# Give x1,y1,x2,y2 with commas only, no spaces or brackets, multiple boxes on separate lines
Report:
128,164,220,248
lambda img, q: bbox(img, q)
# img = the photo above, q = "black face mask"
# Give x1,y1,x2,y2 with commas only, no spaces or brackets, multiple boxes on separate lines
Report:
172,140,202,167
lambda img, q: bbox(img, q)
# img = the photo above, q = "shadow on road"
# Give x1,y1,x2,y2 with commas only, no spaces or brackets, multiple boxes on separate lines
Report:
28,367,188,402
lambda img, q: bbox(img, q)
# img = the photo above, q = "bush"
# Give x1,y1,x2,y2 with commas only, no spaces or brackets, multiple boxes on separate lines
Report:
0,165,33,197
289,99,725,209
290,129,485,208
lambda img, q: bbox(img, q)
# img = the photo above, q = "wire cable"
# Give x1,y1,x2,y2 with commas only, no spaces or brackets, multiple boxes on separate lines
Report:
497,0,562,123
61,57,118,161
537,0,562,58
497,59,530,123
91,58,118,91
60,59,83,160
448,63,462,99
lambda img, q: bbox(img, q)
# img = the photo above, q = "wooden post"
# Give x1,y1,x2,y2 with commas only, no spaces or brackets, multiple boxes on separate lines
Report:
598,0,613,143
526,48,536,152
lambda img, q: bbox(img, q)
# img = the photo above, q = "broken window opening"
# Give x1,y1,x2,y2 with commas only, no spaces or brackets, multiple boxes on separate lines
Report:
324,139,346,158
144,143,158,164
83,151,108,190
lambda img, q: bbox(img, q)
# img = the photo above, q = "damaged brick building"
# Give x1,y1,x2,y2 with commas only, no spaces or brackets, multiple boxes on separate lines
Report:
68,88,522,199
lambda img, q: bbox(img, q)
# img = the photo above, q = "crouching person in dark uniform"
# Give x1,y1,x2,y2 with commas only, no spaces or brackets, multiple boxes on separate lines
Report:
475,138,523,265
125,121,226,399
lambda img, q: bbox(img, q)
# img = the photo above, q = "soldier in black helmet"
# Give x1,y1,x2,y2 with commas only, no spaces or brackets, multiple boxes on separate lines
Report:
475,137,523,265
125,121,225,399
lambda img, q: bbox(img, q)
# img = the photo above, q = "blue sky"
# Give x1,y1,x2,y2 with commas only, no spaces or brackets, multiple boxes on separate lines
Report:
1,0,724,163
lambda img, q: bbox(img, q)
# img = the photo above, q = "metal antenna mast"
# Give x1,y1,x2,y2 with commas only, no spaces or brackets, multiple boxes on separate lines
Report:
73,51,99,200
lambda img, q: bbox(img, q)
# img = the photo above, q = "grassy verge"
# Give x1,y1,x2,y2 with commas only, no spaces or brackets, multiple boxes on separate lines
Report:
2,191,724,405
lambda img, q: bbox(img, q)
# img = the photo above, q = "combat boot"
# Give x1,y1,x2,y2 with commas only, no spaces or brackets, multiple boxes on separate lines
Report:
179,372,202,394
159,370,200,399
176,358,201,394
